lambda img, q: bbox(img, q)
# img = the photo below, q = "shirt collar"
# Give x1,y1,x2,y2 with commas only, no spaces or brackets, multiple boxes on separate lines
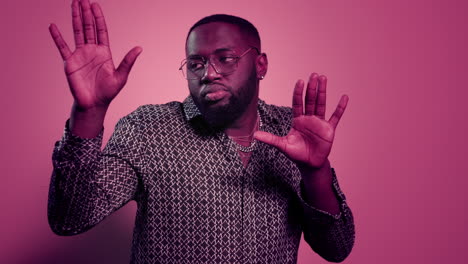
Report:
182,95,201,121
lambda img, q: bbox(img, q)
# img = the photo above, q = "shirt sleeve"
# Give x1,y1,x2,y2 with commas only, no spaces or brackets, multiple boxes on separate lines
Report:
297,167,355,262
48,114,143,236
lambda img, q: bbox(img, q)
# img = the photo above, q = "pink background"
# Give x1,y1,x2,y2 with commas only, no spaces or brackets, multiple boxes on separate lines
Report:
2,0,467,263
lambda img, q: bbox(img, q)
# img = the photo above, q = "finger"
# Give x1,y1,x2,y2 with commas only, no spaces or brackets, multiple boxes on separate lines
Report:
329,95,349,129
254,131,287,153
116,47,143,84
80,0,96,44
304,73,319,115
91,2,109,46
71,0,84,48
49,23,72,60
316,75,327,119
292,79,304,118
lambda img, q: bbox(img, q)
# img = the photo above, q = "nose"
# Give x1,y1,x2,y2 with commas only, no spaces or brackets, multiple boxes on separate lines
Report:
200,61,221,84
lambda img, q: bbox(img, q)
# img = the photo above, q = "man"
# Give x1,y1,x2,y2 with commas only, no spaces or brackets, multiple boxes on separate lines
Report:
48,0,355,263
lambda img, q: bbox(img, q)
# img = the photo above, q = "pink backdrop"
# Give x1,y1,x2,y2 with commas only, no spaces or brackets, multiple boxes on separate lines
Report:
2,0,467,263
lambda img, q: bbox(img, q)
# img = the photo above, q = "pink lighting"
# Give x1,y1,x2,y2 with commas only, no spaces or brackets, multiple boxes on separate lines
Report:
1,0,467,263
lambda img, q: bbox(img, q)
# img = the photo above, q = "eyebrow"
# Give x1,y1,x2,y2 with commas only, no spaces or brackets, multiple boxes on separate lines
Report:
187,47,237,59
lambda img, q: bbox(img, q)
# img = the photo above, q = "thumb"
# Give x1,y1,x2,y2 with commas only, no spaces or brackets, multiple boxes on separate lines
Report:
116,46,143,83
254,131,287,152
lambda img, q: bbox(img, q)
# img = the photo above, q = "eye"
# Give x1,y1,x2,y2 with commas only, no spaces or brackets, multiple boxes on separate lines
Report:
218,56,236,64
187,60,204,71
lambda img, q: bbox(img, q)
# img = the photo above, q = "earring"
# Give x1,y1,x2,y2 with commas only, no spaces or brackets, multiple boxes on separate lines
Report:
260,75,264,80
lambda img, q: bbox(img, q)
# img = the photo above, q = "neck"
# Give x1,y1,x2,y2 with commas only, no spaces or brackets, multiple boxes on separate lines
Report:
225,97,259,137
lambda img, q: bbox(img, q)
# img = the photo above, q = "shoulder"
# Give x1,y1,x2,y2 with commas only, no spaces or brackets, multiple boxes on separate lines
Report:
261,101,292,121
259,99,293,136
125,101,183,120
120,101,185,128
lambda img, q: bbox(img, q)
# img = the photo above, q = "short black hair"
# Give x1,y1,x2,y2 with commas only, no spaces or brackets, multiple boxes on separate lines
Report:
186,14,261,50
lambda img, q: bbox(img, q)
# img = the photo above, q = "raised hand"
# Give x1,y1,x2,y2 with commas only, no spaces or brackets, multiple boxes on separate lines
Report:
49,0,142,111
254,73,348,170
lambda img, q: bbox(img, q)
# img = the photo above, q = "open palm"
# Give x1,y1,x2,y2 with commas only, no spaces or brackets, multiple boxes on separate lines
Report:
255,73,348,169
49,0,141,110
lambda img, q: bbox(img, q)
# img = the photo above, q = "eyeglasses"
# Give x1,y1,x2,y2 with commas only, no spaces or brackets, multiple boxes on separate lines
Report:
179,47,259,80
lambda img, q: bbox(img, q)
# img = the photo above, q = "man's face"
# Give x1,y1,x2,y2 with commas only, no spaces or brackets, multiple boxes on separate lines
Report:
185,22,259,128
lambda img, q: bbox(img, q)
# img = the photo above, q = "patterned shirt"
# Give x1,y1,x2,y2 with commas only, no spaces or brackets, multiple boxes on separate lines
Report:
48,96,355,263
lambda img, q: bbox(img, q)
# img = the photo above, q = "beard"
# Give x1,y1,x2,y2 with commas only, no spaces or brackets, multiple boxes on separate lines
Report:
190,70,258,129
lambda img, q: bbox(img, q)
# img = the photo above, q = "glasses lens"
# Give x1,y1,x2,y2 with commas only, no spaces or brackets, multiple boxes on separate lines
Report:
179,53,240,79
181,60,203,80
213,53,238,74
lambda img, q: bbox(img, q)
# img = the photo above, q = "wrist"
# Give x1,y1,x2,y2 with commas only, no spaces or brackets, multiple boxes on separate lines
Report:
73,101,110,113
70,102,108,138
300,159,333,193
299,159,331,180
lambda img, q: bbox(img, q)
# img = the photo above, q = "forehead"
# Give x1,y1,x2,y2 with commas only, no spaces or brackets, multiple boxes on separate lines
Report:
186,22,248,56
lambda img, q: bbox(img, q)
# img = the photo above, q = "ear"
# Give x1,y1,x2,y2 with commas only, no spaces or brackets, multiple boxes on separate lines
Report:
256,53,268,80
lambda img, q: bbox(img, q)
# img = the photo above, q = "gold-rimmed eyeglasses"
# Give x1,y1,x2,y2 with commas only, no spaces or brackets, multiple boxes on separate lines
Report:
179,47,260,80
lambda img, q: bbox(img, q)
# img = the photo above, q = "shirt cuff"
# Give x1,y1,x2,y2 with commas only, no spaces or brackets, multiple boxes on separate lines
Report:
53,119,104,160
58,118,103,144
297,167,347,223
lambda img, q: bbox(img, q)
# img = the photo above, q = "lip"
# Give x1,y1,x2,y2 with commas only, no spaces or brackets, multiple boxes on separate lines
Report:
205,90,228,102
200,84,227,96
201,84,229,102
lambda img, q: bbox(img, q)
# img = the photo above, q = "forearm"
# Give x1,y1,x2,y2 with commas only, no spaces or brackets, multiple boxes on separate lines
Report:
300,159,340,215
49,124,113,235
49,116,140,235
302,204,355,262
299,164,355,262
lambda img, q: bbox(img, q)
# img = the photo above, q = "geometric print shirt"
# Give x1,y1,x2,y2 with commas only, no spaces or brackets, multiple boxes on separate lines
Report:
48,96,355,263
